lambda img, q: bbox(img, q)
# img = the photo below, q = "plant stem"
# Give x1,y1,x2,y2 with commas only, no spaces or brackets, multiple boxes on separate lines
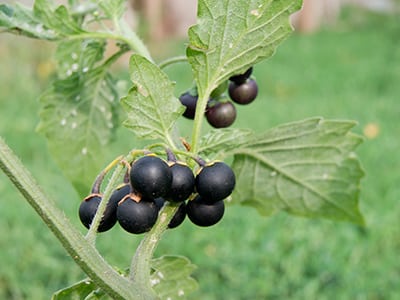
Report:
118,18,153,62
190,88,213,154
129,204,179,299
85,156,125,244
67,29,152,62
158,55,188,70
0,137,142,300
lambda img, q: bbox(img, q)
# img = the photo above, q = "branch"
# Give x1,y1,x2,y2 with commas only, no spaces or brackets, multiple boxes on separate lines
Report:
0,137,143,300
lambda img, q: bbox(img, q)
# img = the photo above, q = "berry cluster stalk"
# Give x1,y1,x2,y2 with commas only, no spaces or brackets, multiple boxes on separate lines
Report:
190,87,215,154
129,204,180,299
0,137,141,300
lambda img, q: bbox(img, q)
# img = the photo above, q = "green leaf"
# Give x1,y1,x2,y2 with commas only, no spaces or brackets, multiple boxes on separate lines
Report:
151,255,199,300
187,0,303,97
84,289,109,300
0,3,58,39
121,55,185,142
231,118,365,224
98,0,126,19
52,279,96,300
33,0,84,36
199,128,253,157
37,40,120,196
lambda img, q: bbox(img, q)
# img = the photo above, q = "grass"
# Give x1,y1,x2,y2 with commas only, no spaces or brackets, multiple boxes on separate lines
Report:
1,8,400,300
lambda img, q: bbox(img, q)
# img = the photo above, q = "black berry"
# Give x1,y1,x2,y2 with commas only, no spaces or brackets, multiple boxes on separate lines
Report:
229,67,253,85
79,195,116,232
179,92,198,119
117,197,158,234
228,78,258,105
130,156,172,198
166,163,195,202
195,162,236,202
154,198,187,229
110,184,131,206
206,101,236,128
186,195,225,227
168,202,187,229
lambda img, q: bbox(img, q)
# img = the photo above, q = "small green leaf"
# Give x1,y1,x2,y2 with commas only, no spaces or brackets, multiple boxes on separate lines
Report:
187,0,303,96
199,128,253,157
98,0,126,19
151,255,199,300
0,3,58,39
51,279,96,300
231,118,365,224
33,0,84,36
37,40,120,196
121,55,185,142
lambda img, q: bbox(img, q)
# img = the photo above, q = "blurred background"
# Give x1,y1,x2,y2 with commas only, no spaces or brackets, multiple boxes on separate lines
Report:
1,0,400,299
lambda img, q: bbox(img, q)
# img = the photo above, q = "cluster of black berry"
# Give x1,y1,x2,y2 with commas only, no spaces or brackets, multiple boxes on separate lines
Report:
179,67,258,128
79,155,236,234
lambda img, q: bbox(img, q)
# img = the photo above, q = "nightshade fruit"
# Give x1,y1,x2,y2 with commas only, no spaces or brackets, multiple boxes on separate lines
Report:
168,202,187,229
228,78,258,105
195,162,236,202
110,184,131,205
229,67,253,85
154,198,187,229
206,101,236,128
79,194,118,232
117,197,158,234
179,92,198,119
167,163,195,202
186,195,225,227
130,156,172,198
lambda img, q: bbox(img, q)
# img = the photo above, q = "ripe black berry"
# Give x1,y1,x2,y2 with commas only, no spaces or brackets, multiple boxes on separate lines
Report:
206,101,236,128
117,197,158,234
166,163,195,202
168,202,187,229
229,67,253,85
179,92,198,119
228,78,258,105
154,198,187,229
195,162,236,202
78,185,130,232
79,196,111,232
130,156,172,198
186,195,225,227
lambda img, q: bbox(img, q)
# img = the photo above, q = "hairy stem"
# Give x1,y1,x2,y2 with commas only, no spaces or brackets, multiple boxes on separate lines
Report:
190,87,213,154
129,204,179,299
0,137,142,300
85,156,125,244
67,28,152,62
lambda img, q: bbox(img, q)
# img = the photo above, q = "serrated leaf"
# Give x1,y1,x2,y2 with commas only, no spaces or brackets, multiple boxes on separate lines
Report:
37,40,120,196
199,128,253,157
51,279,96,300
121,55,185,141
231,118,365,224
98,0,126,19
33,0,84,35
0,3,58,39
187,0,303,96
1,0,86,39
150,255,198,300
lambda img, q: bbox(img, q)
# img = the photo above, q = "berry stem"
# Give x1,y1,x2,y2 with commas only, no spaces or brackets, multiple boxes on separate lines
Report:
129,204,179,297
190,87,214,154
158,55,188,69
85,157,126,244
0,137,142,300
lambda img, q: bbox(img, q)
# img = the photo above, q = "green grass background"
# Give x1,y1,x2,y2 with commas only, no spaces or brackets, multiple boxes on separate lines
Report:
1,8,399,300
